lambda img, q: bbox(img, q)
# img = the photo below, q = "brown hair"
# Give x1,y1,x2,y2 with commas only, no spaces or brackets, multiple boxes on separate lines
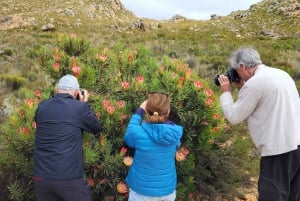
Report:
145,92,170,123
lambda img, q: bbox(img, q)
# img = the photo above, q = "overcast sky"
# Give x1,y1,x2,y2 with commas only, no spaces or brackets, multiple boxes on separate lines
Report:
120,0,262,20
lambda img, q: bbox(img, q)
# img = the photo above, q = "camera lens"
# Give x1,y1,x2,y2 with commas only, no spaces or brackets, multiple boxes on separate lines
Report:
213,74,221,86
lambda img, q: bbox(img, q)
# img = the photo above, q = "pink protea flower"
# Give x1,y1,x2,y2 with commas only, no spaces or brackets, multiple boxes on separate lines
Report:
205,98,213,106
121,81,130,90
69,33,77,38
98,54,107,62
179,147,190,156
53,53,60,61
52,62,60,72
102,100,111,108
117,101,126,108
185,69,192,80
181,63,188,71
24,99,34,108
204,89,213,97
136,75,144,84
34,89,41,98
106,105,115,115
193,80,204,89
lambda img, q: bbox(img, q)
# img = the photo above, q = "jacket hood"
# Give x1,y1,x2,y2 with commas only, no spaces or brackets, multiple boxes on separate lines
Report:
141,123,183,146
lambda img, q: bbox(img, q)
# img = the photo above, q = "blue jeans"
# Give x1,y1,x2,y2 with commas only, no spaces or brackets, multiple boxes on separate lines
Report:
128,189,176,201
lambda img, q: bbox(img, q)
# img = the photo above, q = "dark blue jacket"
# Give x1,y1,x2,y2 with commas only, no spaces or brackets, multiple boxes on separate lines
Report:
124,110,183,196
33,93,101,180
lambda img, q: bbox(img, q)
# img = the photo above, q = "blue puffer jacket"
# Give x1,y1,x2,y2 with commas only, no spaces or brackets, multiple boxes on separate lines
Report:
124,111,183,197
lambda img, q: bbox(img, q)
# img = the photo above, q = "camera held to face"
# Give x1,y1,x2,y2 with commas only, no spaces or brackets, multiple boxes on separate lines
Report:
76,90,85,100
214,68,241,86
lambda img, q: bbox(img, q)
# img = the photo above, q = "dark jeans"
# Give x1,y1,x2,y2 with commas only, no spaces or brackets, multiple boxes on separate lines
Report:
258,146,300,201
34,177,92,201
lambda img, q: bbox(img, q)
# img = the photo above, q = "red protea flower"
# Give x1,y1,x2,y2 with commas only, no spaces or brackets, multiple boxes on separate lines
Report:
71,66,81,77
212,127,219,132
178,77,184,87
19,127,30,137
120,147,127,156
213,113,220,120
128,54,133,63
87,178,94,187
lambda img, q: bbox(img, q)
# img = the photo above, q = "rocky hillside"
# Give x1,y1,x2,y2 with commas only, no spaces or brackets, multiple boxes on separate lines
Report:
0,0,299,117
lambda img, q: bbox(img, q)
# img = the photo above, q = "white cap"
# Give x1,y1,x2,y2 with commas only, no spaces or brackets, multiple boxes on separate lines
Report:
57,74,79,90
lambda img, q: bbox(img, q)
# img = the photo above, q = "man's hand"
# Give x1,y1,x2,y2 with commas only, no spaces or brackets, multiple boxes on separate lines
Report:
218,75,232,92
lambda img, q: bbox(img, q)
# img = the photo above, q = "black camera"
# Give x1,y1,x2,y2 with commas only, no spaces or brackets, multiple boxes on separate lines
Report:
76,90,85,100
214,68,241,86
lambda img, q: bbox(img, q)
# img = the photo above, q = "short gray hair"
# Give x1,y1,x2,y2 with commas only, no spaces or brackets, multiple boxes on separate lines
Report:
229,47,262,69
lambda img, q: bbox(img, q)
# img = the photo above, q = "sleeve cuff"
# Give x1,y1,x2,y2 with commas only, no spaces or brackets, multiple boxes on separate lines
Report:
135,108,145,116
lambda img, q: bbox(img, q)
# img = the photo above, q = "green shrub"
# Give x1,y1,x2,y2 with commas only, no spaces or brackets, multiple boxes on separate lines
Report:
0,74,27,90
0,34,255,201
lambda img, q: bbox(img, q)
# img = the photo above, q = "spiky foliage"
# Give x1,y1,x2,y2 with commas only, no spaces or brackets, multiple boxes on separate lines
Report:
0,34,257,201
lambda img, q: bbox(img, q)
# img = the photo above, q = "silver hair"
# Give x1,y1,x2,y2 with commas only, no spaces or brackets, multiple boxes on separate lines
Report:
229,47,262,69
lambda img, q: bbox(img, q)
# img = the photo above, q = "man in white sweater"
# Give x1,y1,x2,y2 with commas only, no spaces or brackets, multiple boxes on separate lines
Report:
217,47,300,201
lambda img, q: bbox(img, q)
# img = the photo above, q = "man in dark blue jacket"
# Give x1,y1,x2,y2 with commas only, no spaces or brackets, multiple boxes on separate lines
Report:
33,74,101,201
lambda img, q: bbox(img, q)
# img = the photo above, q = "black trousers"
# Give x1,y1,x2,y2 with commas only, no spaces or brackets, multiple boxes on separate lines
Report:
258,146,300,201
34,177,92,201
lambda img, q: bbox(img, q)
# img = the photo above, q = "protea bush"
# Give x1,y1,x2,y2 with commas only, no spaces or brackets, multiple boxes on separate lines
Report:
0,34,253,201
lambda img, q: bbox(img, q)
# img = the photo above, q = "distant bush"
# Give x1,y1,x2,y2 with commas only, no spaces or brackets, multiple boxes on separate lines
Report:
0,74,27,90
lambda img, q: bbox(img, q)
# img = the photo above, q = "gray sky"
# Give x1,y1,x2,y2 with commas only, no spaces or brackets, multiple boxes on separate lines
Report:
120,0,262,20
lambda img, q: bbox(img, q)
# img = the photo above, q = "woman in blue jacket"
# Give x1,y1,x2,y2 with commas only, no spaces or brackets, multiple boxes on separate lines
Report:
124,92,183,201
